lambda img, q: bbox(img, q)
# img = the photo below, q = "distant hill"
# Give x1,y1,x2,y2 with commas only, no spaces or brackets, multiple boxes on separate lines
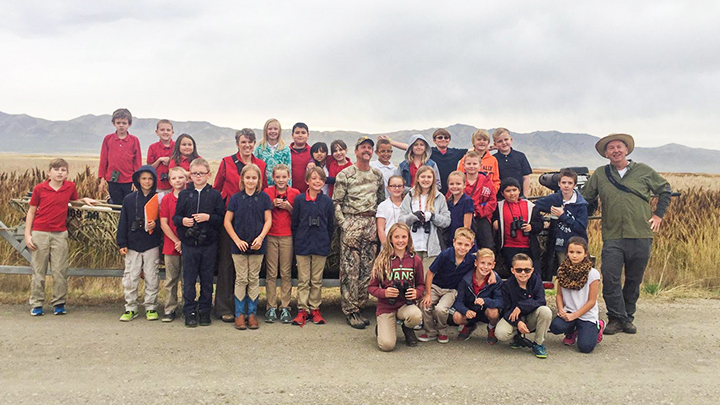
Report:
1,111,718,173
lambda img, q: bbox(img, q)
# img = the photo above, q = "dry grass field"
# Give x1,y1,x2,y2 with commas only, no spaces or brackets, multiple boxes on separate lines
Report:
1,156,719,304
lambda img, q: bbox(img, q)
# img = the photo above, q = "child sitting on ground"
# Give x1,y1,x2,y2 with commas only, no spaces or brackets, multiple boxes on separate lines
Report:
452,248,504,343
550,237,605,353
158,167,188,322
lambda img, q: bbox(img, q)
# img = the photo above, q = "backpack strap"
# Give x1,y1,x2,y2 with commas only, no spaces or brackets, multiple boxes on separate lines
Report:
604,165,649,203
230,154,245,176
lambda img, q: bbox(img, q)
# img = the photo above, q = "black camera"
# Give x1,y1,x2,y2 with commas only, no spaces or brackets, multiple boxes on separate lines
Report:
387,280,413,306
185,223,208,245
110,171,120,182
308,216,321,227
160,172,169,182
130,217,144,232
509,217,529,238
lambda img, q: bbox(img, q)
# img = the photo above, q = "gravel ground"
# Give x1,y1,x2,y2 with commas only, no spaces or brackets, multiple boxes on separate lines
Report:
1,297,719,404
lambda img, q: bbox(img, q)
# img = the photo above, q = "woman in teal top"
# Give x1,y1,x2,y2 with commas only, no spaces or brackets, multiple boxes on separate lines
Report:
254,118,292,186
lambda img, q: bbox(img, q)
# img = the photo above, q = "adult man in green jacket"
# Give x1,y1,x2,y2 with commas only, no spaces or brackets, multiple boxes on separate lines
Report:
582,133,671,335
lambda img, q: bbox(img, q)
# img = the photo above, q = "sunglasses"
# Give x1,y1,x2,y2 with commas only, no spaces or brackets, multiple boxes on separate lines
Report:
513,267,533,274
434,135,450,140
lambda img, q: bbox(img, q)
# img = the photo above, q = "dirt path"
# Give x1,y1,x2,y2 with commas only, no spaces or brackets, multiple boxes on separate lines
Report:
1,298,719,404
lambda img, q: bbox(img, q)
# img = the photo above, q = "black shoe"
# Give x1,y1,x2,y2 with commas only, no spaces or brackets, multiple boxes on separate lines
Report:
401,324,419,347
185,312,198,328
162,312,176,323
199,312,211,326
357,312,370,326
622,320,637,334
604,318,623,335
347,313,366,329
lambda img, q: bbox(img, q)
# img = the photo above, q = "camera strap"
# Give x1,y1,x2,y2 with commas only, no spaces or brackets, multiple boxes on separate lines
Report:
230,154,245,176
604,165,649,203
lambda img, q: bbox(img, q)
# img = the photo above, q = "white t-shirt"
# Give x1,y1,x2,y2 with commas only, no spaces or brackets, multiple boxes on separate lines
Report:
370,160,397,198
322,166,330,196
376,198,402,236
409,194,429,252
617,167,628,178
561,268,601,323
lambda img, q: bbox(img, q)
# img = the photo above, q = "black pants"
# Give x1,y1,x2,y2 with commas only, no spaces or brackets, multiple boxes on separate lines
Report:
108,182,133,205
600,238,652,323
213,227,235,318
182,242,217,316
475,217,494,250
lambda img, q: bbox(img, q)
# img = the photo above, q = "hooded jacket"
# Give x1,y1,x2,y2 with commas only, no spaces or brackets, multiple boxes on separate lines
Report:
396,134,442,191
116,165,162,252
399,189,451,257
173,182,225,246
533,189,589,252
501,271,546,326
453,270,504,316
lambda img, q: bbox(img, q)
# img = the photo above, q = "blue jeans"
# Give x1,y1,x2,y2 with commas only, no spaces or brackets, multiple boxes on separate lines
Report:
550,316,599,353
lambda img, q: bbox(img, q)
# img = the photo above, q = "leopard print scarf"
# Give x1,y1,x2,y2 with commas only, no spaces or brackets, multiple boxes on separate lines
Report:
557,257,592,290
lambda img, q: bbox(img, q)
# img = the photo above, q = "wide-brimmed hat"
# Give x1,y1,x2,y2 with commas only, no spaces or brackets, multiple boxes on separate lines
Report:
595,133,635,157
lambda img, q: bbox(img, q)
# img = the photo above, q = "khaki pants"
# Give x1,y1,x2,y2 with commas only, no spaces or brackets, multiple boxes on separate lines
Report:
265,235,293,309
422,284,457,337
123,247,160,312
163,254,182,314
496,306,552,345
416,251,436,277
29,231,69,308
232,254,264,302
377,304,422,352
296,255,326,310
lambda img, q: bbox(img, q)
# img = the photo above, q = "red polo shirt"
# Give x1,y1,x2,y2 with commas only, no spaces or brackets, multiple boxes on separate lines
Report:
29,180,79,232
159,191,180,255
213,153,268,205
168,155,201,172
290,143,312,194
502,200,530,248
409,162,421,186
147,140,175,190
263,186,301,237
98,132,142,183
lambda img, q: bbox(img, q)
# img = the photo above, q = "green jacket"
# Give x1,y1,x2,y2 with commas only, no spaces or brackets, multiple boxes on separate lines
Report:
582,161,671,241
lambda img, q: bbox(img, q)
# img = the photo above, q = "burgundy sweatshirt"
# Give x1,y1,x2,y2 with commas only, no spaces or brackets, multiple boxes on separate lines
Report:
369,251,426,316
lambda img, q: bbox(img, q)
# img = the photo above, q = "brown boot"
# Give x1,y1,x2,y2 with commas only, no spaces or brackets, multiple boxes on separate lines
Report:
234,314,247,330
248,314,259,330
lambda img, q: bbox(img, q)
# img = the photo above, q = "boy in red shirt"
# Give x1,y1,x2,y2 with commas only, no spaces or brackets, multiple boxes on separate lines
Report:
147,119,175,197
25,158,96,316
289,122,313,193
98,108,142,205
159,167,188,322
462,151,497,249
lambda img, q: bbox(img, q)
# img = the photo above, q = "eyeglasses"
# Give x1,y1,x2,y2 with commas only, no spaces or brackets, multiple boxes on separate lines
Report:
513,268,533,274
434,135,450,140
190,172,209,177
387,185,404,189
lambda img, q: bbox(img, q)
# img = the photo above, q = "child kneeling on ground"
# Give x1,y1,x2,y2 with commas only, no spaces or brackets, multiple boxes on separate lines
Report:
369,223,425,351
452,248,504,343
496,253,552,358
550,237,605,353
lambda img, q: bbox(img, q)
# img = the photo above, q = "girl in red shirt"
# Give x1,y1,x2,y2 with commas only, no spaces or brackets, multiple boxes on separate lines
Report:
169,134,201,172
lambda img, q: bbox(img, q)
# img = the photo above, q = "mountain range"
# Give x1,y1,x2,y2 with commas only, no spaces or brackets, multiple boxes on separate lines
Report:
1,111,718,173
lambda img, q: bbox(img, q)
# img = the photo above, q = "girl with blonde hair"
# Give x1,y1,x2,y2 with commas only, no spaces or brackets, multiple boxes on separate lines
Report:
254,118,292,186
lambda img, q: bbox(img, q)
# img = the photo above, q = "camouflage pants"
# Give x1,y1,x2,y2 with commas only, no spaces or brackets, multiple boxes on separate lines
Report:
339,215,378,315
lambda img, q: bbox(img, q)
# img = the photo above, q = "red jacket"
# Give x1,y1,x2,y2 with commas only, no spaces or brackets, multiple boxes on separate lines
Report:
368,252,426,316
464,173,497,221
326,157,352,196
213,153,267,205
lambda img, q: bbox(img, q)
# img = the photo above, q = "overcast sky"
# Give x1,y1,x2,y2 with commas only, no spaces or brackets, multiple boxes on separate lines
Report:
1,1,719,149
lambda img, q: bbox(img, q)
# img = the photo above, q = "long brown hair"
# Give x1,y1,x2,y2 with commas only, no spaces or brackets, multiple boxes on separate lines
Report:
412,165,437,212
171,133,200,166
372,223,415,284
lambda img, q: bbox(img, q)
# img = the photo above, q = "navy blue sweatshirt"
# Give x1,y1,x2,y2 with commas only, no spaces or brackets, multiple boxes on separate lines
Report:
117,165,162,252
453,270,504,316
431,147,467,195
173,183,225,246
533,190,588,252
500,272,546,326
291,191,334,256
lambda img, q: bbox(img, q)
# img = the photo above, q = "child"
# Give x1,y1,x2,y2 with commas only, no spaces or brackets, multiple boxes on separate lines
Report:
225,164,273,330
399,166,451,273
326,139,353,196
290,122,312,193
550,237,605,353
158,167,187,322
25,158,95,316
444,171,474,249
254,118,292,187
168,133,201,172
147,119,175,196
368,223,425,351
492,127,532,197
492,178,543,278
452,248,504,343
309,142,331,195
291,167,335,326
369,138,397,198
396,134,441,190
376,175,406,244
98,108,142,205
462,151,497,250
117,165,162,322
173,158,225,327
533,169,589,264
495,253,552,358
262,164,300,324
457,129,500,192
418,227,476,343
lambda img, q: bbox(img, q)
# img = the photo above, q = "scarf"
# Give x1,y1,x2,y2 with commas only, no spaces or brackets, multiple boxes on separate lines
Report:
557,257,592,290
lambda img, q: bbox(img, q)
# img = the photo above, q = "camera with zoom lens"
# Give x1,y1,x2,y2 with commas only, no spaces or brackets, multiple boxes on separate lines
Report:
308,216,321,227
387,280,413,306
185,223,208,245
509,217,529,238
130,217,144,232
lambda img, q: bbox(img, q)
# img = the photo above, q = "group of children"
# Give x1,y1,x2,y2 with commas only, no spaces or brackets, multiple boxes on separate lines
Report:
25,107,602,356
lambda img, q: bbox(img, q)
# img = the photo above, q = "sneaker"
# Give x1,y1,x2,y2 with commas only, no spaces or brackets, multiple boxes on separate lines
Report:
510,334,527,349
162,312,176,323
199,312,212,326
604,318,623,335
146,310,159,321
31,307,44,316
185,312,198,327
563,330,578,346
413,321,423,330
486,326,498,345
622,320,637,334
401,324,419,347
437,334,449,344
532,342,548,358
357,312,370,326
417,334,437,342
292,310,310,327
265,308,278,323
347,312,366,329
311,309,326,325
53,304,66,315
597,319,606,344
279,307,293,324
119,311,138,322
458,324,478,341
